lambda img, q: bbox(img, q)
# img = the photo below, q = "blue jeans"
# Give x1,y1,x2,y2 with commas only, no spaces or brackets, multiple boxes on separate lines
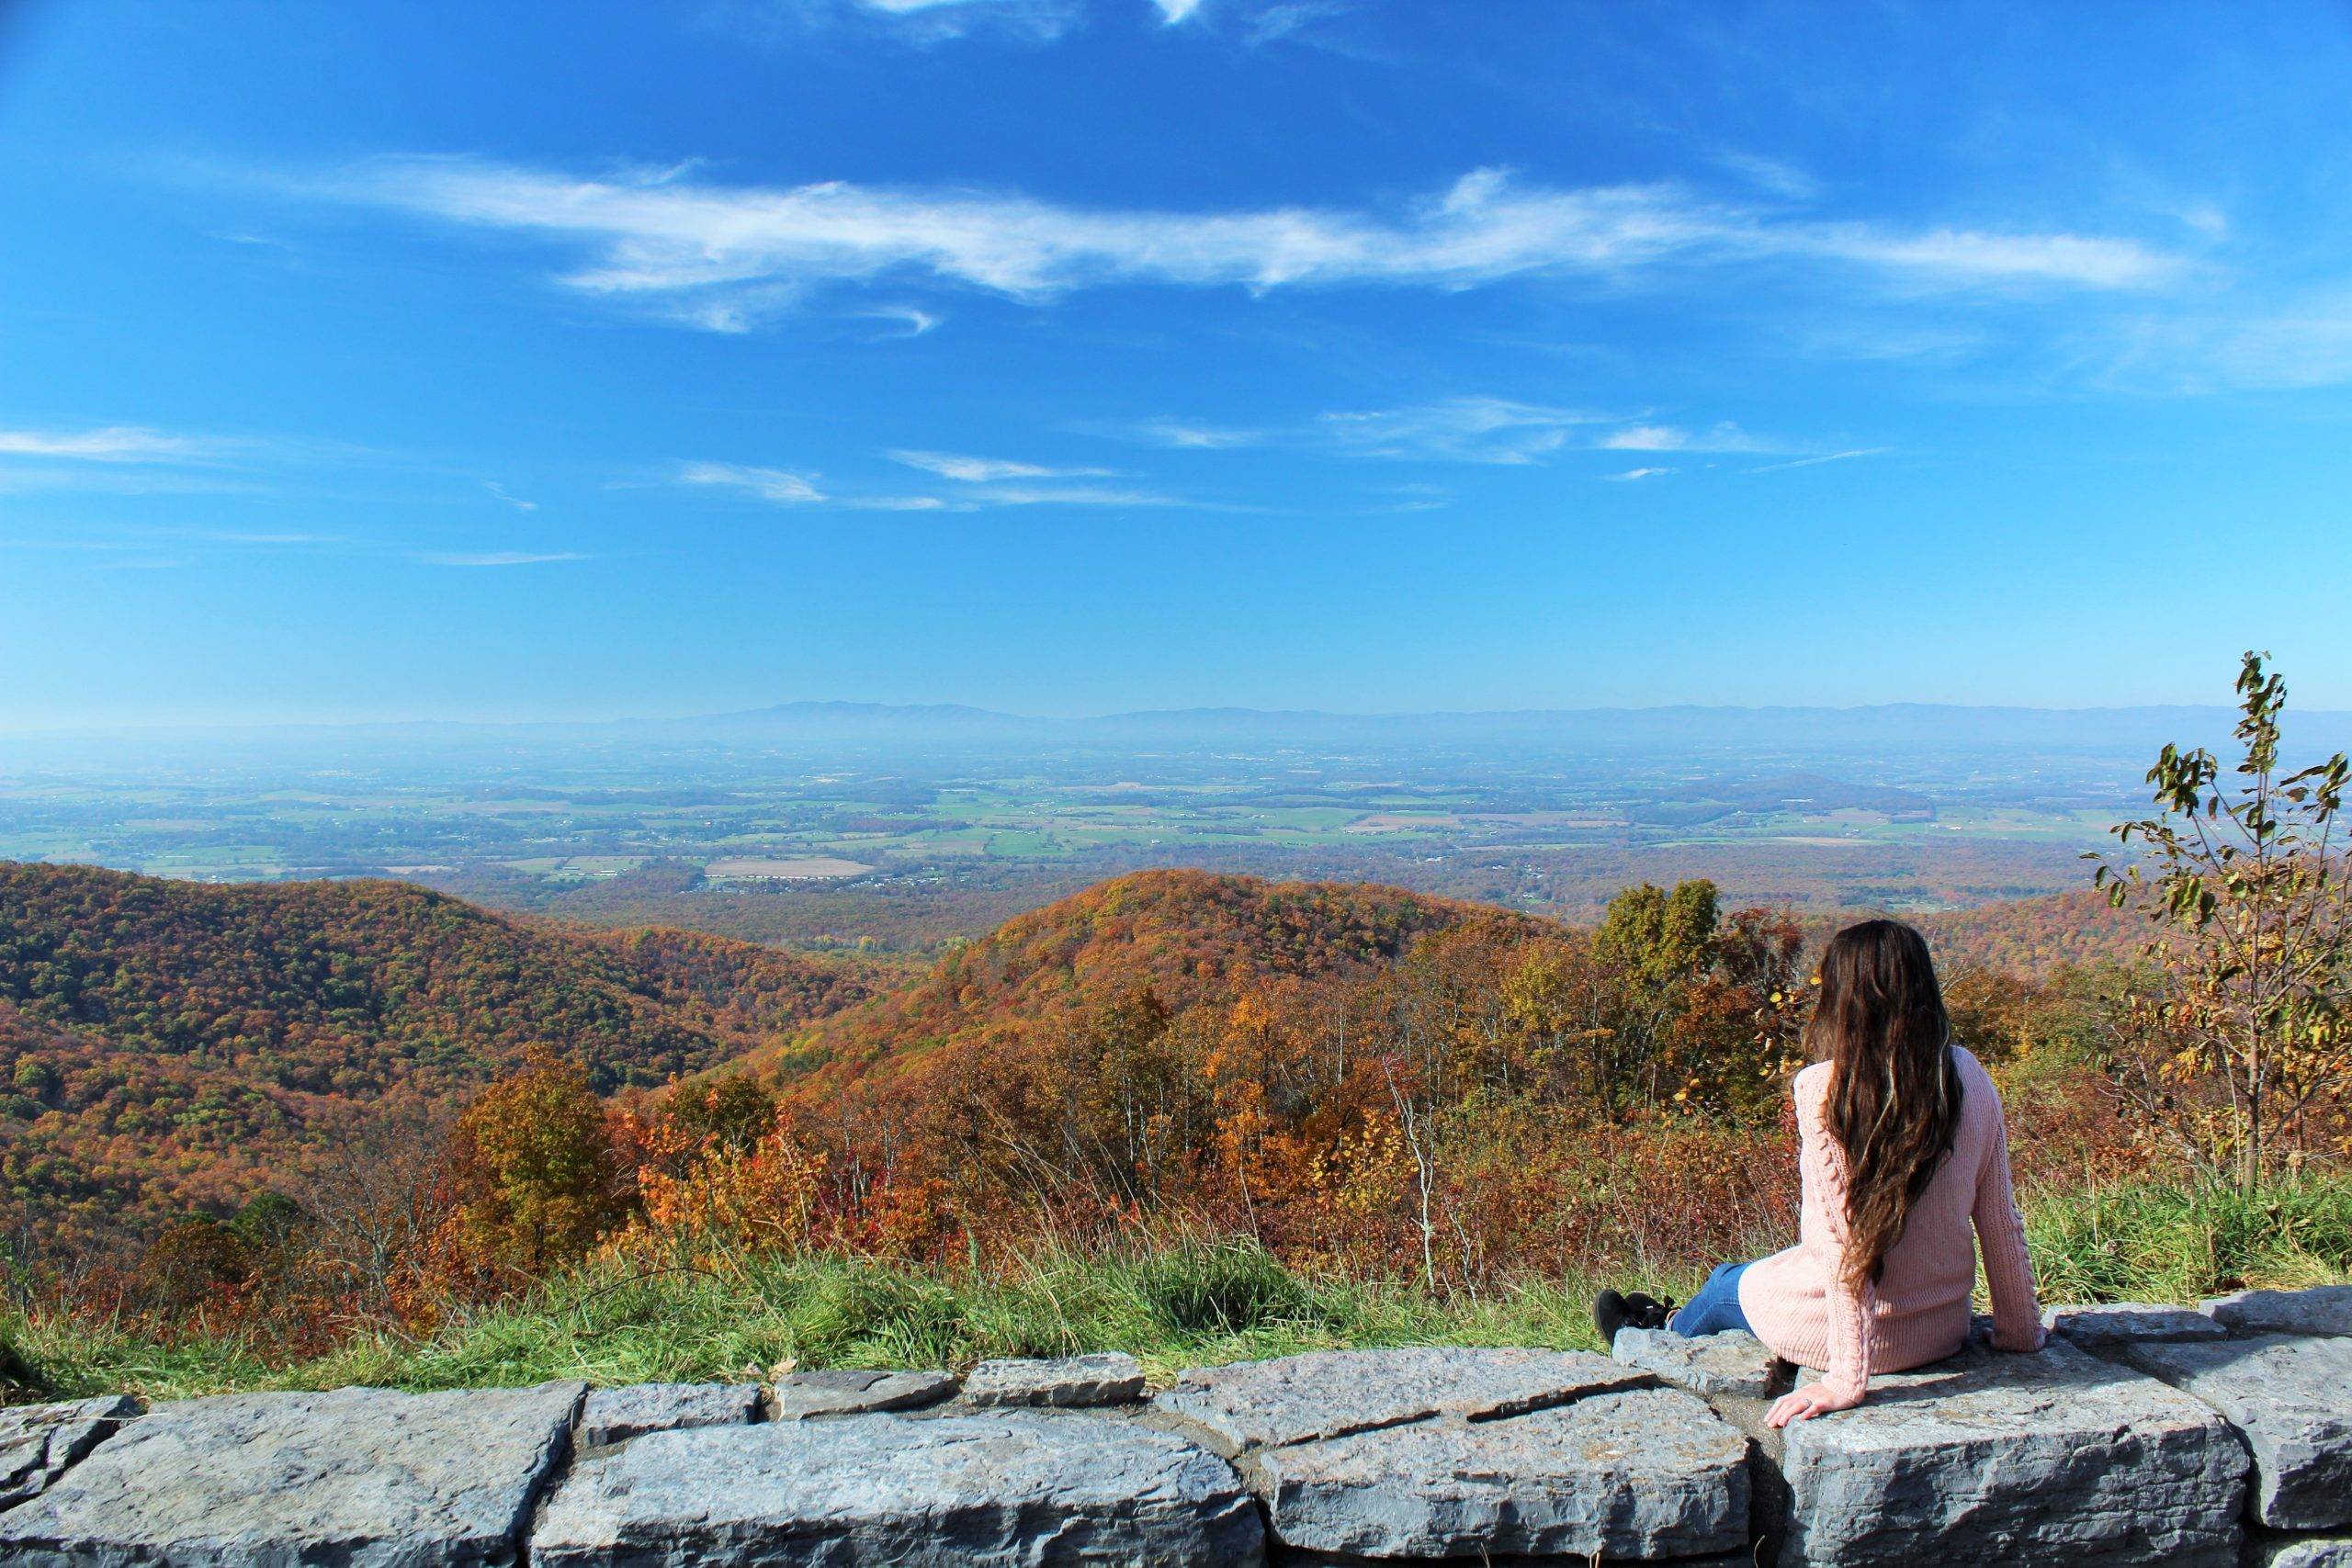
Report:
1668,1260,1753,1337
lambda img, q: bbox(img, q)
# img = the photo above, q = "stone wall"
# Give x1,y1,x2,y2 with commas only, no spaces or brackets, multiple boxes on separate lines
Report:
0,1287,2346,1564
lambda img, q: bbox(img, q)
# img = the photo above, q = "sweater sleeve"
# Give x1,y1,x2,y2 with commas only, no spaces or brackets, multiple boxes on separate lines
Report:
1971,1081,2045,1351
1799,1082,1875,1403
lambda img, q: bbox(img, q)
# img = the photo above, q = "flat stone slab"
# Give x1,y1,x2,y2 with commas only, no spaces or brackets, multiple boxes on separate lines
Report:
2253,1535,2352,1567
1254,1384,1748,1562
1612,1325,1780,1398
1779,1338,2247,1565
576,1382,761,1447
773,1367,957,1419
1153,1347,1645,1451
2202,1286,2352,1338
0,1381,582,1566
2045,1303,2230,1348
960,1352,1144,1408
2120,1334,2352,1530
0,1395,140,1509
530,1408,1265,1565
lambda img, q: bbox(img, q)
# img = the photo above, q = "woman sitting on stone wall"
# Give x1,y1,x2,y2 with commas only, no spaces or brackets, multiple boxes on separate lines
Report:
1594,918,2047,1426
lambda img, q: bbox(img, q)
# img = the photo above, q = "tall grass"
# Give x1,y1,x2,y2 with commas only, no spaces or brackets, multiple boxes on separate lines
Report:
2025,1177,2352,1304
4,1238,1616,1403
8,1177,2346,1404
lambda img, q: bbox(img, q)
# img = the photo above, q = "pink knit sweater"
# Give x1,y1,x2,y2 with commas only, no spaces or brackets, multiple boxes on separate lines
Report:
1736,1046,2043,1401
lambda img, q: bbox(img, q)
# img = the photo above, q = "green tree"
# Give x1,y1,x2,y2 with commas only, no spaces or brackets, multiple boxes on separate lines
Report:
450,1050,622,1272
11,1058,58,1104
229,1191,305,1252
2095,652,2352,1190
1595,880,1720,988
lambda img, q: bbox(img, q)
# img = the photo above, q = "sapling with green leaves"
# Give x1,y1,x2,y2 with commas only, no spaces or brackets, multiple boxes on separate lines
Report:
2094,652,2352,1190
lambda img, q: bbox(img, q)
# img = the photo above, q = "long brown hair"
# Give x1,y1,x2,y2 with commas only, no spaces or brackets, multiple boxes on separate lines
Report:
1805,919,1962,1291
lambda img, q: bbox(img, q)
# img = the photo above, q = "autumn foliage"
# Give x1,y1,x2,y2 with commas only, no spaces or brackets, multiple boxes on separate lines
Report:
0,863,877,1258
10,859,2344,1356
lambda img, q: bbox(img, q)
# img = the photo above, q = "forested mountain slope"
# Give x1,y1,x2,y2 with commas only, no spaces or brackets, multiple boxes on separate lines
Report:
745,868,1531,1088
1916,887,2143,974
0,863,876,1247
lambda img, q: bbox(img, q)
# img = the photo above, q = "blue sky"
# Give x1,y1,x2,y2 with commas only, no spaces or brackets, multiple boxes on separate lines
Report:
4,0,2351,729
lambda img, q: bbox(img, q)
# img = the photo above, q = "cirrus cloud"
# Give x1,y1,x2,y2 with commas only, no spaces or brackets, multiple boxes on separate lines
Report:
261,156,2184,333
0,425,216,462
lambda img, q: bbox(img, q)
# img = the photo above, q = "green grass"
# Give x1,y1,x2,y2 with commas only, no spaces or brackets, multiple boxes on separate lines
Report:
2026,1176,2352,1304
8,1179,2346,1404
4,1239,1616,1403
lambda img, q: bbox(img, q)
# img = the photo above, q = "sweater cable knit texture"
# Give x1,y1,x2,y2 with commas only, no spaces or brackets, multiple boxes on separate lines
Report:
1736,1045,2042,1401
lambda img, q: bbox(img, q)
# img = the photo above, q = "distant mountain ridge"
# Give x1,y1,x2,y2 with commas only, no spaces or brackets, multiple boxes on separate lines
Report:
639,699,2352,756
15,698,2352,764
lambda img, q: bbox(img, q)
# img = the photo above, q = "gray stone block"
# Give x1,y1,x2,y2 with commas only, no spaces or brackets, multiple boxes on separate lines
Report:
529,1408,1265,1565
2251,1533,2352,1567
576,1382,762,1447
1612,1325,1781,1397
2047,1303,2232,1348
2203,1286,2352,1338
1253,1384,1748,1562
0,1381,582,1566
772,1367,958,1419
2120,1334,2352,1530
1779,1338,2247,1565
0,1395,139,1509
960,1351,1145,1408
1152,1346,1645,1450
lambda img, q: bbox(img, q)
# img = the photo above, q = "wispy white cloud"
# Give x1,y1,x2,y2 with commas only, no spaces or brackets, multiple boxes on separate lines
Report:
675,456,1173,511
1108,397,1803,464
413,550,588,567
1121,417,1265,448
1712,151,1818,202
0,466,260,497
862,302,941,338
888,449,1116,481
1153,0,1205,20
850,483,1184,509
271,157,2183,333
1745,447,1886,473
842,494,954,511
962,484,1176,506
1321,397,1603,464
712,0,1080,46
483,479,539,511
0,425,214,462
1242,2,1351,45
1606,467,1676,481
2100,288,2352,392
675,460,828,502
1596,423,1770,453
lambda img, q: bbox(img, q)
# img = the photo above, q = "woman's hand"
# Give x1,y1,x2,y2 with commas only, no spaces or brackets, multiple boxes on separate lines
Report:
1766,1382,1861,1427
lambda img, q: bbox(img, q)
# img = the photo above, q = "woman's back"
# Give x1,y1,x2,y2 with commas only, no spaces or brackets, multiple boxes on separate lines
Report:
1741,1043,2040,1392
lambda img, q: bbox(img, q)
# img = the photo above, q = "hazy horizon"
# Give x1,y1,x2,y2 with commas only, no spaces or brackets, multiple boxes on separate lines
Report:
9,691,2352,740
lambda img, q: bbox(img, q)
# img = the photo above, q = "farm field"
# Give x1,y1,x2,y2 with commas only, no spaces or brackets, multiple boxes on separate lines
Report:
0,720,2154,953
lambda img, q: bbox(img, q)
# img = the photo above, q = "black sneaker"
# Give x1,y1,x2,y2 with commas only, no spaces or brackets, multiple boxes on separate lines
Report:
1626,1292,1677,1328
1593,1289,1679,1344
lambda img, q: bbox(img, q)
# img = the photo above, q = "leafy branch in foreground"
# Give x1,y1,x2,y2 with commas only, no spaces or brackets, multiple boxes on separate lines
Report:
2094,651,2352,1190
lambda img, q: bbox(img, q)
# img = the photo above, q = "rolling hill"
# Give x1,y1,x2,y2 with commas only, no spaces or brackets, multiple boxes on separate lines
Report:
742,867,1543,1089
0,863,878,1247
0,859,2137,1258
